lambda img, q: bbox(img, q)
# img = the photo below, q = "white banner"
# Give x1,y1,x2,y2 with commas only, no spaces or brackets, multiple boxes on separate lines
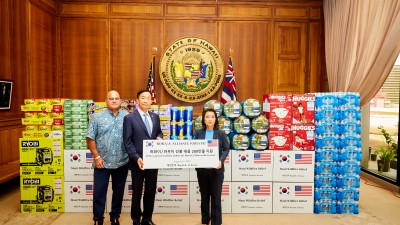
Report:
143,140,219,169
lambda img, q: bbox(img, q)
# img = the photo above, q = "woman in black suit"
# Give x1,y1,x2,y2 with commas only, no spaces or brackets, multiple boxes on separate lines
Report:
194,108,230,225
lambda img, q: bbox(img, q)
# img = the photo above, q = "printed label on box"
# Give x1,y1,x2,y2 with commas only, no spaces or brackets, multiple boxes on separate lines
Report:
272,182,314,213
231,150,273,182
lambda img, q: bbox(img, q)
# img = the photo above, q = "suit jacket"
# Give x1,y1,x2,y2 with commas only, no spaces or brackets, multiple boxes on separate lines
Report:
123,110,163,165
194,129,230,174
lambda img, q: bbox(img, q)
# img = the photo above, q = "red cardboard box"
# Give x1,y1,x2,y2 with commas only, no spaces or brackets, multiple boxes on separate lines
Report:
292,94,315,124
268,123,292,150
263,94,292,124
292,124,315,151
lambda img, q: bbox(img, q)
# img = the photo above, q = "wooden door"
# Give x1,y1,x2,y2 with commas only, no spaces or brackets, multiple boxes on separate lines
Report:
273,21,307,94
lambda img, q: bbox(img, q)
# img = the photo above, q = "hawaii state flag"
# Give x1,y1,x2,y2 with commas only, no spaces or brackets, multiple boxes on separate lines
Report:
220,57,237,104
146,55,156,104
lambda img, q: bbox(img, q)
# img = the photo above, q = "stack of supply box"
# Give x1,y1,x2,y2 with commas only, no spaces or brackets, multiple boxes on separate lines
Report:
144,105,190,213
263,94,315,213
63,99,94,212
20,98,65,213
149,104,172,140
195,99,272,213
314,92,361,214
64,100,90,150
170,106,193,140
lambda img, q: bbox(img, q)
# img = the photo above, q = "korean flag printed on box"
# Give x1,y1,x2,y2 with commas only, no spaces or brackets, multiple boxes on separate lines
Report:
273,182,314,213
189,182,232,213
65,181,97,212
64,149,94,182
153,182,189,213
232,150,274,182
272,151,315,182
231,182,272,213
189,150,232,182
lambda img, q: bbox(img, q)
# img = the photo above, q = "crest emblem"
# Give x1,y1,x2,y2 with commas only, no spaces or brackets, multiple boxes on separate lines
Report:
160,37,224,103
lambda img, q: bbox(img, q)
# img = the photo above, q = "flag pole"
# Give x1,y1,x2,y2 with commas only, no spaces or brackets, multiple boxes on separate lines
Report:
152,47,157,72
151,47,157,104
229,48,233,60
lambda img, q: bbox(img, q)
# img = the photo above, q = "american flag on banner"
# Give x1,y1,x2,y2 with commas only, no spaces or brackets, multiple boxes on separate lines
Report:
170,185,187,195
253,185,270,196
207,140,218,147
294,154,313,164
254,152,271,164
86,184,93,195
86,153,93,163
222,184,229,196
295,185,313,196
146,55,156,104
220,57,237,104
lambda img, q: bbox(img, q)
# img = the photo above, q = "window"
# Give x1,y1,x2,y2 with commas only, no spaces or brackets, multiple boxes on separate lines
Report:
365,54,399,182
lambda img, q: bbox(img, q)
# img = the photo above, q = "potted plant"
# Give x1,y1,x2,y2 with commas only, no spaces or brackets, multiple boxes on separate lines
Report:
370,146,377,161
376,126,397,172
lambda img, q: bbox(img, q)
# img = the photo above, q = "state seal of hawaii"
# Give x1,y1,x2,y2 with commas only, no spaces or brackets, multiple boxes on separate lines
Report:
159,37,225,103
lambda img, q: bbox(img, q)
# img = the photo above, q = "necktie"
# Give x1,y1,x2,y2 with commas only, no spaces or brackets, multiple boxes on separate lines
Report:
144,113,152,136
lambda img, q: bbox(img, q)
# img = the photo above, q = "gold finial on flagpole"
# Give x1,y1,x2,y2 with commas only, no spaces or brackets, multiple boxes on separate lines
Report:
152,47,157,56
229,48,233,59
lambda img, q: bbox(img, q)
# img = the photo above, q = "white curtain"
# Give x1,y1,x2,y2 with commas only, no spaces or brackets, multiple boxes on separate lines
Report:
324,0,400,106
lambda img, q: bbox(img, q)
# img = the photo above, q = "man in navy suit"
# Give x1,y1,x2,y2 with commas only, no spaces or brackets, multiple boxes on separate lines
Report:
123,89,163,225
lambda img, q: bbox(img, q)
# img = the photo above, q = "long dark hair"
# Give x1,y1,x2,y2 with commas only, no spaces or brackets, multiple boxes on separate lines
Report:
201,108,219,130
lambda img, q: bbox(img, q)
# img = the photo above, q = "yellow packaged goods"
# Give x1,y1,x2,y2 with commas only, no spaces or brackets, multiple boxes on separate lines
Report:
50,112,64,118
26,126,38,131
36,98,51,106
38,125,51,131
20,176,64,213
37,112,50,119
25,112,37,119
50,98,65,105
51,125,64,131
24,99,36,105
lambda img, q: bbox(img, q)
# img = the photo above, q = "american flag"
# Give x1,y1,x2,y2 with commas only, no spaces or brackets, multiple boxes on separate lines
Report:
220,57,237,104
170,185,187,195
146,55,156,104
208,140,218,147
295,185,313,196
86,152,93,163
254,152,271,164
128,185,133,195
86,184,93,195
295,154,313,164
222,184,229,196
253,185,270,196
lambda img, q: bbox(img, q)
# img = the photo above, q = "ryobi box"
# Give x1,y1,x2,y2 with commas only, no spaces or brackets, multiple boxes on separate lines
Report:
19,138,64,176
20,176,65,213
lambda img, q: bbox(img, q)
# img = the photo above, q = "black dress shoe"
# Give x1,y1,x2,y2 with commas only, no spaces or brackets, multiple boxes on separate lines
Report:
110,218,120,225
94,221,104,225
141,221,156,225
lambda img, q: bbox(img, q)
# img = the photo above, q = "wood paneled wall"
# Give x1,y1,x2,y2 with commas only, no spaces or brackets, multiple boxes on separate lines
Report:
0,0,57,166
58,0,325,113
0,0,326,167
